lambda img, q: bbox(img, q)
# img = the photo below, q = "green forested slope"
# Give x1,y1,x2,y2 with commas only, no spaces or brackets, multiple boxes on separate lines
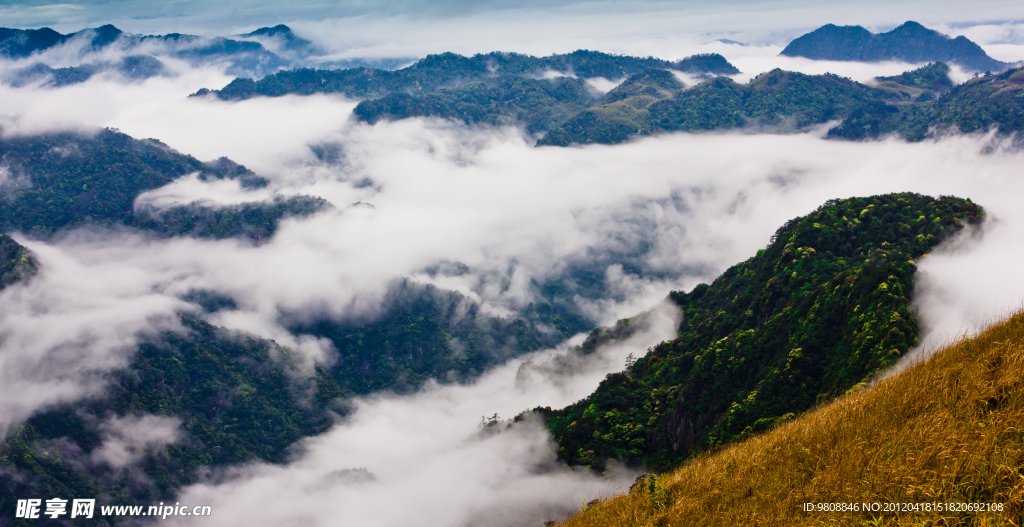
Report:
198,50,739,102
196,50,738,137
829,66,1024,141
875,62,954,97
538,193,983,471
540,69,880,145
0,233,37,291
0,129,324,241
542,64,1024,146
353,76,595,133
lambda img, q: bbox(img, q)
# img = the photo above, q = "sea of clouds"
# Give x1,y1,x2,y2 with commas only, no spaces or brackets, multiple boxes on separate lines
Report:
1,3,1024,524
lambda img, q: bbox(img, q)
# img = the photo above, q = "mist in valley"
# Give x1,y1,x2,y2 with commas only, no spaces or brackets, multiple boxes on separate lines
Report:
2,3,1024,525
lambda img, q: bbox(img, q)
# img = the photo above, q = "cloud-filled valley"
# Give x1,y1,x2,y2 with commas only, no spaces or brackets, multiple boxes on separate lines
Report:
2,5,1024,525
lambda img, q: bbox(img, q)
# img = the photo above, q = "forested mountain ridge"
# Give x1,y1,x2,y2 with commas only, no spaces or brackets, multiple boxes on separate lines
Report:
781,21,1010,73
541,63,1024,145
0,24,291,84
539,68,881,145
536,193,983,472
0,128,324,242
558,312,1024,527
194,50,739,101
829,65,1024,140
353,76,596,134
0,233,36,291
0,279,585,520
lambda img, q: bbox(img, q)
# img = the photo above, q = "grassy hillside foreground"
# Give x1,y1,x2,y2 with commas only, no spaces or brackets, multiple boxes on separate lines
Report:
560,312,1024,526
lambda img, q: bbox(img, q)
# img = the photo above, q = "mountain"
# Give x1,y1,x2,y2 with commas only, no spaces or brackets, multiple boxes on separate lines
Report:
875,61,955,93
237,24,320,57
534,193,983,471
353,76,596,134
0,24,289,84
195,50,740,101
557,310,1024,526
0,233,36,291
540,68,880,145
350,59,1023,145
0,128,333,242
0,24,121,58
535,63,1024,146
828,65,1024,141
781,21,1009,73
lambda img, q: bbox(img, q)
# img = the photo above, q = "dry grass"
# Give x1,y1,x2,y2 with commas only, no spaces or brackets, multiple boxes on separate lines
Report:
561,311,1024,527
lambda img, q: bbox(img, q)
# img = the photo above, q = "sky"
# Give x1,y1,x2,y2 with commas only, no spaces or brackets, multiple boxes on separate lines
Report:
2,1,1024,525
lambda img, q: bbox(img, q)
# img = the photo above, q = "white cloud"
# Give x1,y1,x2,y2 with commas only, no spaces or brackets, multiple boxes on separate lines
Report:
91,414,182,469
165,301,681,527
1,11,1024,523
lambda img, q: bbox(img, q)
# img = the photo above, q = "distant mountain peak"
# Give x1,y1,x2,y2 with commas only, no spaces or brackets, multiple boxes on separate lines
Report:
781,20,1009,72
890,20,931,34
239,24,316,54
244,24,293,37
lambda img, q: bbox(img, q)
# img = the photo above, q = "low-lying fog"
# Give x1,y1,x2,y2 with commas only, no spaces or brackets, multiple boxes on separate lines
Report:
163,302,680,527
1,12,1024,525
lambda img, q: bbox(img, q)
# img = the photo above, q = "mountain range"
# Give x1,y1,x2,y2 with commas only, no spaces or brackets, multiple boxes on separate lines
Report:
0,24,408,87
782,21,1011,72
0,16,1020,526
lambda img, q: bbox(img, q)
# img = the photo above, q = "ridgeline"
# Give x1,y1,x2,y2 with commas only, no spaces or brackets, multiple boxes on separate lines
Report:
0,128,323,242
536,193,983,471
781,21,1009,73
557,310,1024,526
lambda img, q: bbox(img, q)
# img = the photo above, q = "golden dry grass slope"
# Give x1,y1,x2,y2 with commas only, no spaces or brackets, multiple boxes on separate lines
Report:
560,312,1024,527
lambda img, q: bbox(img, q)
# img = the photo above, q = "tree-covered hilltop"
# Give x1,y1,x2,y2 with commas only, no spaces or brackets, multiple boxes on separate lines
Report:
353,76,596,134
828,65,1024,141
0,233,37,291
0,129,329,242
539,63,1024,146
0,24,288,84
875,62,955,97
780,21,1009,73
537,193,983,472
195,50,739,101
540,68,880,146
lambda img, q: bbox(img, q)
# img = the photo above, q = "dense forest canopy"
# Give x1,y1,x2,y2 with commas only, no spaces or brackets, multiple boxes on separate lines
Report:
195,50,739,101
538,193,983,472
0,128,326,242
540,64,1024,146
0,233,36,291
